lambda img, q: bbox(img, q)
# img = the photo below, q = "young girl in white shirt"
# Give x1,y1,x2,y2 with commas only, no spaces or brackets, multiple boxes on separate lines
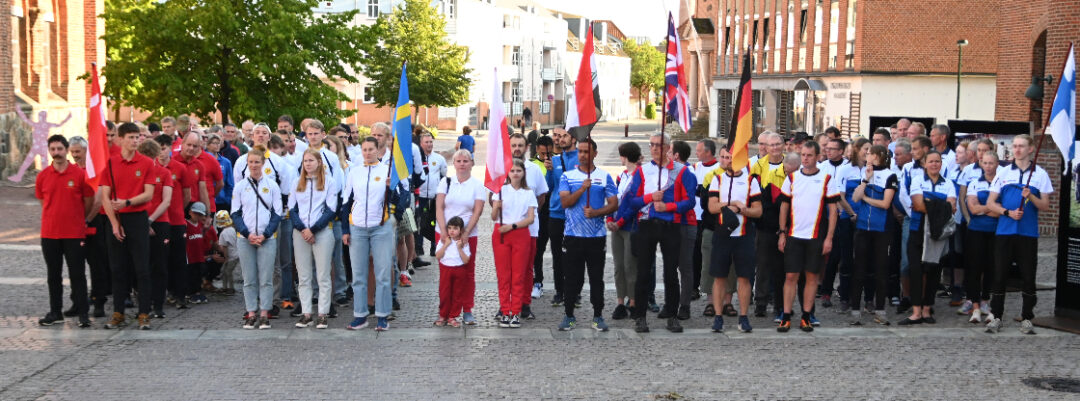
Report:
434,216,471,328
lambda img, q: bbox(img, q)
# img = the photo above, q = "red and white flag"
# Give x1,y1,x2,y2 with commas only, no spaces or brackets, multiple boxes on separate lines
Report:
484,67,512,193
86,63,109,188
567,24,601,141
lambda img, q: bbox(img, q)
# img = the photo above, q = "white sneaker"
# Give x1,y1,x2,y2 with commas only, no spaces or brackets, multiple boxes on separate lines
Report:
969,309,982,324
531,283,543,299
956,300,973,315
979,303,990,316
984,314,1001,333
1020,319,1036,335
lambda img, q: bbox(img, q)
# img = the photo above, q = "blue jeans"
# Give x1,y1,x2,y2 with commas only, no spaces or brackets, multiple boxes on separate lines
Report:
348,223,394,318
331,223,347,299
277,219,295,301
239,237,278,312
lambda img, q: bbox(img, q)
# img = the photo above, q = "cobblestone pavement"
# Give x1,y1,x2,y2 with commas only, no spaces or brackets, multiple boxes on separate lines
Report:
1,122,1078,400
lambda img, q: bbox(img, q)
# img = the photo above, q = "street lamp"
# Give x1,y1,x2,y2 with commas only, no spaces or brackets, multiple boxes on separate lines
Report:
956,39,968,118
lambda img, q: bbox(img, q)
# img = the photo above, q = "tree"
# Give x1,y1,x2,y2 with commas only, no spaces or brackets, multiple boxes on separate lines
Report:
101,0,377,124
364,0,471,116
624,39,665,117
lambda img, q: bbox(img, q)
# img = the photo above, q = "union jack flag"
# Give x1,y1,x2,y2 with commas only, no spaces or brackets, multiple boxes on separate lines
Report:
665,12,692,133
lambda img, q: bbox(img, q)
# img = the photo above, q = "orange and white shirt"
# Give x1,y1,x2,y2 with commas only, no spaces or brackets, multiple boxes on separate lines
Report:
707,167,761,237
779,168,842,240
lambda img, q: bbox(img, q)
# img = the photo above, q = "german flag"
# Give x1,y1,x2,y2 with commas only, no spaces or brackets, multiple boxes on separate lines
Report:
727,52,753,172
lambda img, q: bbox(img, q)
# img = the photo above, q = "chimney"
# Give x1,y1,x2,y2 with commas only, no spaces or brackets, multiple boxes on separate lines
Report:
601,22,608,44
578,19,587,42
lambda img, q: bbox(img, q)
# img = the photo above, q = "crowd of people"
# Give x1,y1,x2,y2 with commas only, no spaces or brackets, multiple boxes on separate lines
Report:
33,116,1051,335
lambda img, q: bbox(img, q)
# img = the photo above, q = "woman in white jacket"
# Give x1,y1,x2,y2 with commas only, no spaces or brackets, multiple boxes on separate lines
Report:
231,145,283,330
289,148,340,329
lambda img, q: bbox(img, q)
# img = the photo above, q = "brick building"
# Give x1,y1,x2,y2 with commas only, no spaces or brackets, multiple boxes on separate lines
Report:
0,0,105,177
708,0,1000,140
994,0,1080,236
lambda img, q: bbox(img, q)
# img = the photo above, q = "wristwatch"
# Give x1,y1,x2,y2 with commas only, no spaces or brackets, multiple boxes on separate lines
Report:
125,199,131,207
511,223,518,230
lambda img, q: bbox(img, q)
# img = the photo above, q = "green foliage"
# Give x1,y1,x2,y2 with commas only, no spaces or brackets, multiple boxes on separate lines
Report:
364,0,471,111
644,103,656,120
624,39,665,112
101,0,377,124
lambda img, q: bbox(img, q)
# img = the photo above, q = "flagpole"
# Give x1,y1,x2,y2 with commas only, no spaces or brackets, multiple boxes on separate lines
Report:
660,14,671,192
1026,42,1073,193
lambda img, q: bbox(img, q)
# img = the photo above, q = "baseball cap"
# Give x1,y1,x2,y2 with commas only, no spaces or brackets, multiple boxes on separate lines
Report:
190,202,208,216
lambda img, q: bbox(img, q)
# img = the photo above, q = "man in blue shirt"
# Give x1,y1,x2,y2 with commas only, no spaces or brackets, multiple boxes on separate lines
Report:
545,128,578,307
984,134,1052,335
556,138,618,332
455,126,475,156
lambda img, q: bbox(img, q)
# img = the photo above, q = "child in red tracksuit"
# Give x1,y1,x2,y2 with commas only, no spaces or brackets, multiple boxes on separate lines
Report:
184,202,211,305
435,216,470,328
491,160,537,328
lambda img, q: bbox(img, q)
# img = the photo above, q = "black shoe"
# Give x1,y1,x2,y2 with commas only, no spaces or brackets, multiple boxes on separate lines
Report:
392,299,401,311
648,301,660,313
290,303,305,318
267,305,280,319
92,304,105,318
690,291,701,301
62,305,79,317
896,298,912,314
821,295,833,308
611,304,628,320
922,316,936,324
754,304,767,317
77,314,91,328
551,293,564,307
152,310,166,319
722,304,738,317
412,258,431,267
657,307,675,319
38,312,63,326
703,304,716,317
522,305,535,320
334,297,349,307
676,305,690,320
897,317,923,326
328,305,339,318
634,317,650,333
665,318,683,333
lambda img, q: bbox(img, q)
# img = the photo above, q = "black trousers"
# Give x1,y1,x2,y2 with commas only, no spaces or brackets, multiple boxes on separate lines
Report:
754,229,785,312
562,236,606,318
187,262,204,296
633,220,681,319
548,218,566,295
149,221,170,312
821,218,854,298
106,212,151,315
533,209,550,284
851,229,891,311
86,215,111,305
692,224,705,292
887,214,903,299
990,235,1038,320
907,227,938,308
168,225,188,299
42,238,88,316
416,197,435,255
964,229,995,302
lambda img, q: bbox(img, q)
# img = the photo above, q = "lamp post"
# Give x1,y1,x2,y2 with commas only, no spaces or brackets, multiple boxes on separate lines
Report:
956,39,969,118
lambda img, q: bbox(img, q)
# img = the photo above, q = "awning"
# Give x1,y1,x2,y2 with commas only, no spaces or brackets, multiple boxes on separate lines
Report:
794,78,827,91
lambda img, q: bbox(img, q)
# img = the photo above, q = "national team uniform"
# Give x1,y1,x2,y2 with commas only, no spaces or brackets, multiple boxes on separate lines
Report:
779,169,843,274
36,163,93,321
988,163,1052,322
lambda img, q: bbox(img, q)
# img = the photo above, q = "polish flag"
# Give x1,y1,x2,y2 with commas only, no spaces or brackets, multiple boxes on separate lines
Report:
86,63,109,188
485,67,512,193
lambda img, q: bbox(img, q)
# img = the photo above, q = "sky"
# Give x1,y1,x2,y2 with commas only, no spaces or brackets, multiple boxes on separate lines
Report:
536,0,681,44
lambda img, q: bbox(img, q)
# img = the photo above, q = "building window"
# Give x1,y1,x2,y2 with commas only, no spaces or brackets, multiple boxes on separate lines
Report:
511,46,521,66
446,0,456,19
363,87,376,104
367,0,380,18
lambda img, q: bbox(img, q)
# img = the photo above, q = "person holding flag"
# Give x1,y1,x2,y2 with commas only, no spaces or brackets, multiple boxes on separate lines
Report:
664,11,692,134
388,64,416,291
556,138,618,332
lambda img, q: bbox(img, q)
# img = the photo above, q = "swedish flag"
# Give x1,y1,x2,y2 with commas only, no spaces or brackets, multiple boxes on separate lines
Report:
390,63,413,188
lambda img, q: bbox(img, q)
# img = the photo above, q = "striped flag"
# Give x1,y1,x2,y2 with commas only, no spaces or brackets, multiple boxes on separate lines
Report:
485,67,512,193
665,12,692,133
389,62,413,189
86,63,108,188
567,24,601,141
727,52,753,172
1049,43,1075,163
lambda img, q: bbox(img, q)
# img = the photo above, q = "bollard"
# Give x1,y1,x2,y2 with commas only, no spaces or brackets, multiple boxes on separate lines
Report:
624,123,629,137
